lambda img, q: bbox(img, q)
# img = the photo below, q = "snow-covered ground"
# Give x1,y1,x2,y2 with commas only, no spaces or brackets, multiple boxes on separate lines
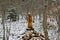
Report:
0,15,60,40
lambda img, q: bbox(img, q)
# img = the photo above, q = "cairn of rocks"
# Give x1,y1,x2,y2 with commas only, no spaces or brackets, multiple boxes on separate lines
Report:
21,28,45,40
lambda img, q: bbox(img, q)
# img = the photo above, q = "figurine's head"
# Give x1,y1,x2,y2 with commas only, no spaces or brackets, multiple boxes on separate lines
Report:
28,12,32,16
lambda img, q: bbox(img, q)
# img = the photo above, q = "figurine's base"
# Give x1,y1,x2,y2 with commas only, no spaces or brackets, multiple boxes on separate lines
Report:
26,27,34,30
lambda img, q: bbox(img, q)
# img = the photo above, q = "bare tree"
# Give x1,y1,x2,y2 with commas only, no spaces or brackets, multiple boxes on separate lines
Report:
2,5,6,40
57,0,60,32
1,0,7,40
43,0,50,40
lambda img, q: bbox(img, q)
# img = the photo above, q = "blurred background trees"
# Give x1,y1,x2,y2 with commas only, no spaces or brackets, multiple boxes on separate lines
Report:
0,0,60,40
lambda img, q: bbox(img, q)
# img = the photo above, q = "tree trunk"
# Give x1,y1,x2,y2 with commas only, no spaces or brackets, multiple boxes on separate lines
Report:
43,9,50,40
57,0,60,32
57,15,60,32
43,0,50,40
2,6,5,40
1,0,6,40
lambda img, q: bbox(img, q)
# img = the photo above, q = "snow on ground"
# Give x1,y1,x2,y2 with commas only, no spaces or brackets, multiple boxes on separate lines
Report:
0,15,60,40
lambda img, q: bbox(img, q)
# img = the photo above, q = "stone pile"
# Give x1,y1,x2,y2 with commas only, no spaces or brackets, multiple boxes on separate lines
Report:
21,28,45,40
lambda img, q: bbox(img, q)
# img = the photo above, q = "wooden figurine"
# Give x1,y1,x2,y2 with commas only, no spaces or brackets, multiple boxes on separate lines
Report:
28,12,32,29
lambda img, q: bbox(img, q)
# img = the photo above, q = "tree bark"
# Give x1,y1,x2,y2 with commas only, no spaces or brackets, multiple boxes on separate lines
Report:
2,5,5,40
43,0,50,40
57,13,60,32
57,0,60,32
1,0,6,40
43,9,50,40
